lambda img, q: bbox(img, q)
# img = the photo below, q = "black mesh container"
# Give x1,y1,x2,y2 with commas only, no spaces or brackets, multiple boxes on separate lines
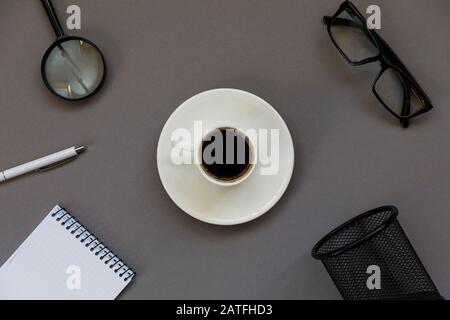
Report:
312,206,442,300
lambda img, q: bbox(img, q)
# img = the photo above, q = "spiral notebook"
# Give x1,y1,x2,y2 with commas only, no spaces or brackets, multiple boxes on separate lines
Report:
0,205,135,300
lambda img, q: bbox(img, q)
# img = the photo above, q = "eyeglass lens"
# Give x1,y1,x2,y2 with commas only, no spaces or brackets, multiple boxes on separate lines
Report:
374,68,426,117
329,10,379,64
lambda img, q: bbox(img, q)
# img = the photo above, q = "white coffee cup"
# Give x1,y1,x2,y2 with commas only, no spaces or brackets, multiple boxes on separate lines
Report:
176,127,256,187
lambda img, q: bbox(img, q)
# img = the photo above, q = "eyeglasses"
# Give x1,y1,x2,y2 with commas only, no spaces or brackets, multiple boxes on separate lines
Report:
323,1,433,128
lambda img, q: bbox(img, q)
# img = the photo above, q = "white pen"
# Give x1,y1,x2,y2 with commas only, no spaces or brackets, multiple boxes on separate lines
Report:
0,146,86,183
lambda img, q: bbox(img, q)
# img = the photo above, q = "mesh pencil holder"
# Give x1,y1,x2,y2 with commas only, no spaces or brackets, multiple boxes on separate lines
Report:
312,206,442,300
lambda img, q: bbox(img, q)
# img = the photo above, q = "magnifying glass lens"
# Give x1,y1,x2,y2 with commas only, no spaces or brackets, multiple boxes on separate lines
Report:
43,38,105,100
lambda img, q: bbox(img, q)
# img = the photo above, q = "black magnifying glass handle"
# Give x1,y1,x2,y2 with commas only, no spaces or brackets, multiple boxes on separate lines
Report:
41,0,65,38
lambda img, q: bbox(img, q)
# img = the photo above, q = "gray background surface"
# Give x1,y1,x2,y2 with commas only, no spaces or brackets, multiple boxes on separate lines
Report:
0,0,449,300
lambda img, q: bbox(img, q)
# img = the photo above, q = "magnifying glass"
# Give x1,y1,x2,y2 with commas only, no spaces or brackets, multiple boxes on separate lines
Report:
40,0,106,101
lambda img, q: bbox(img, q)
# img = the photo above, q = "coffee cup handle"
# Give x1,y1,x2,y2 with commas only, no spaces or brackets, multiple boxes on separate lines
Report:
173,142,195,153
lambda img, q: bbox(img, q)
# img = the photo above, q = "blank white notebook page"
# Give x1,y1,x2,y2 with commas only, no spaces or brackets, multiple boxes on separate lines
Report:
0,205,135,300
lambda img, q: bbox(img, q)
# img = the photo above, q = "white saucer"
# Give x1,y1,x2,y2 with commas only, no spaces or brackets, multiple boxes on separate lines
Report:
157,89,294,225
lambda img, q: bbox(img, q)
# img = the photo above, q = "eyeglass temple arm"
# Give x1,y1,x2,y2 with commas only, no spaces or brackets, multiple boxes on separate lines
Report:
41,0,65,38
400,82,412,128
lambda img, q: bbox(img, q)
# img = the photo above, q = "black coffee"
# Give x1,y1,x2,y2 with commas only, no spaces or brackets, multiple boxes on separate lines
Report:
201,128,252,181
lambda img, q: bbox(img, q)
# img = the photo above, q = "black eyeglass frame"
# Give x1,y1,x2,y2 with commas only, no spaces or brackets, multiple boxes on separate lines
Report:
324,1,433,127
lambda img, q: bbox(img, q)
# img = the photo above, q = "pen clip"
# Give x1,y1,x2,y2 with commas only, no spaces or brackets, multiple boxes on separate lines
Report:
37,155,78,172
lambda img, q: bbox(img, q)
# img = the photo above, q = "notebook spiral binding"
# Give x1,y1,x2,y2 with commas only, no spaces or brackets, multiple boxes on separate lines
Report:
50,205,135,282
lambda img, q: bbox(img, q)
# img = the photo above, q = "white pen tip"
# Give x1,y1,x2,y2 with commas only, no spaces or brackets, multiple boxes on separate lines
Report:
75,146,86,155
